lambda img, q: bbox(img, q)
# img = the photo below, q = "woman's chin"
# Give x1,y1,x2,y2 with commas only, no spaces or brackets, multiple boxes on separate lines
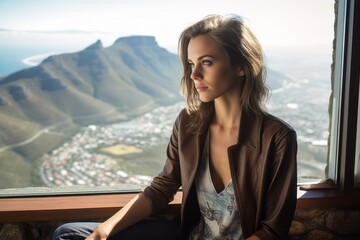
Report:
199,98,213,103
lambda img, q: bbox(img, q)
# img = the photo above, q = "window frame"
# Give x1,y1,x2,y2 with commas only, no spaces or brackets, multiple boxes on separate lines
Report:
1,0,360,223
337,0,359,189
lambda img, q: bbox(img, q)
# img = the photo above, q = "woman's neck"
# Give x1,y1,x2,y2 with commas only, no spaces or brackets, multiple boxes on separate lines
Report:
212,98,242,129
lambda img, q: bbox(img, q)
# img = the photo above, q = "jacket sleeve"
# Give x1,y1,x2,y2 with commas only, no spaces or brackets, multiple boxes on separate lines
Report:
141,110,184,215
254,128,298,240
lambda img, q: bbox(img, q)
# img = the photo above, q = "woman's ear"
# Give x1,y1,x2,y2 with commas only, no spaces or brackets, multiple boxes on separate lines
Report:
237,67,245,76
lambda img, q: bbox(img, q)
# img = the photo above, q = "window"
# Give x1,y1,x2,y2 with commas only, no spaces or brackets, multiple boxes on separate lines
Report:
328,0,359,189
0,0,353,197
356,83,360,187
338,0,360,189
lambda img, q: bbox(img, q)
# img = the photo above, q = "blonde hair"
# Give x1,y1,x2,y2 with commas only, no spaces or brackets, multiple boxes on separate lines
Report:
178,14,269,132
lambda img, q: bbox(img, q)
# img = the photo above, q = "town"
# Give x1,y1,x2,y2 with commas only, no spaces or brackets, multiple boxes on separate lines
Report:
41,102,185,189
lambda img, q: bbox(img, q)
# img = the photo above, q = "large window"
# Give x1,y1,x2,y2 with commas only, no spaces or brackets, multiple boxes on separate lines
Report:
0,0,347,196
356,84,360,187
329,0,359,189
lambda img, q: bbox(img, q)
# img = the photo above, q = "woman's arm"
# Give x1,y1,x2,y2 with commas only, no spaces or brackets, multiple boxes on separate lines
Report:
85,193,152,240
85,110,188,240
253,129,298,239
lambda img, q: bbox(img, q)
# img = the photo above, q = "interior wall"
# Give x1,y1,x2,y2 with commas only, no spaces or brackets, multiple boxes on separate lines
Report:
1,208,360,240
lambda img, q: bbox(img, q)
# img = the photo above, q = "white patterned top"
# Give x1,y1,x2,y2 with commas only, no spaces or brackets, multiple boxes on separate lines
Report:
190,132,243,240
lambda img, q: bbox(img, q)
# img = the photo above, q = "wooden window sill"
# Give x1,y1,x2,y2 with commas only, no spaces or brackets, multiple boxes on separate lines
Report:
297,187,360,208
1,188,360,223
0,192,182,223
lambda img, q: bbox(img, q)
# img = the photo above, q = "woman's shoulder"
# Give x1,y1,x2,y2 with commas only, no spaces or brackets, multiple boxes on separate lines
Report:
261,112,296,134
174,108,202,135
175,107,192,122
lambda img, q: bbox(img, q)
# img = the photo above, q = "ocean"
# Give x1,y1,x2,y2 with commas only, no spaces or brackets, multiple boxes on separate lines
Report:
0,45,83,77
0,30,119,77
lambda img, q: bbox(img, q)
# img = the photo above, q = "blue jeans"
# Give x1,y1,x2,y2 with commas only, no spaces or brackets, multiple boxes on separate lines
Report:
52,218,181,240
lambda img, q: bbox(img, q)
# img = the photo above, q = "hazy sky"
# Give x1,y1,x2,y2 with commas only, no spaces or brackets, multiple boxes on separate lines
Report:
0,0,335,52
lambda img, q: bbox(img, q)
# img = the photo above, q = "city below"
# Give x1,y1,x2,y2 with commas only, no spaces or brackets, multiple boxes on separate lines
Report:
41,102,185,189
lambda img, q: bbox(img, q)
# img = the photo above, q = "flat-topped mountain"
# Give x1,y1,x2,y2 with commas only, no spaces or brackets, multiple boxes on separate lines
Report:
0,36,182,147
0,35,287,188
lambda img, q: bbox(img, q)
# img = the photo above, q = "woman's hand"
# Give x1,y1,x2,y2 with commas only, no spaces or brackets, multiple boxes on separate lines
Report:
85,193,152,240
85,226,109,240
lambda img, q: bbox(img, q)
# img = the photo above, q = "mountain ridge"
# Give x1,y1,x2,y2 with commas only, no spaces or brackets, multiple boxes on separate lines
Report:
0,35,287,148
0,35,289,189
0,35,182,148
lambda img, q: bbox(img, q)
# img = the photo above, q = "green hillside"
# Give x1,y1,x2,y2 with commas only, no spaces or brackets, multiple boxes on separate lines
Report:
0,113,40,146
0,36,182,189
0,36,182,148
0,150,33,188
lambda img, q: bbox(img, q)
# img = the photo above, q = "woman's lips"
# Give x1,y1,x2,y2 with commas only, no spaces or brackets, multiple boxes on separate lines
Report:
196,85,208,92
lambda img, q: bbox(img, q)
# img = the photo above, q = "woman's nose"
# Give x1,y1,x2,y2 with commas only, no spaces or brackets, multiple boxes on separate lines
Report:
190,66,202,81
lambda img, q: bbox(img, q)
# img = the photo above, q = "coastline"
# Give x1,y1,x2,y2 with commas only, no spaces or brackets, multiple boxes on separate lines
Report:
22,53,54,66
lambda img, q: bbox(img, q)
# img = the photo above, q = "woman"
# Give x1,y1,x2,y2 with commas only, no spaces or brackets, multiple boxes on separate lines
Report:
53,14,297,240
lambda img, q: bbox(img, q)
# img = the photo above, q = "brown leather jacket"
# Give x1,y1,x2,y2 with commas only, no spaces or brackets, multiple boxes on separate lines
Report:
143,108,297,239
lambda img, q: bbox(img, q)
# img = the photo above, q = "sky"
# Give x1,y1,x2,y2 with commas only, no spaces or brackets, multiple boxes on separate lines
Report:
0,0,335,53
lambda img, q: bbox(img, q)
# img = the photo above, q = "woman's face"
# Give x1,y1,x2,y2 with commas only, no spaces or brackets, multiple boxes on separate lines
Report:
187,34,244,103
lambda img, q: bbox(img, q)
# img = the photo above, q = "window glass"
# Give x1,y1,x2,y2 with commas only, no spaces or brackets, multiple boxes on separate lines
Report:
355,78,360,187
0,0,335,195
328,0,346,184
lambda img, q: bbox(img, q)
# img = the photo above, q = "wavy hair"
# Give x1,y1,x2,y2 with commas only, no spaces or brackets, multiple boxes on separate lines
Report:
178,14,269,132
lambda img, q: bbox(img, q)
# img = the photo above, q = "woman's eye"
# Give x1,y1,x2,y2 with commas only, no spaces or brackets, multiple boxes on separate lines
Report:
202,60,212,66
188,62,195,68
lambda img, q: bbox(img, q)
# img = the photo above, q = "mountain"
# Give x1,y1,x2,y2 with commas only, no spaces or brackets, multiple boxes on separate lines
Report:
0,36,182,147
0,35,287,148
0,35,289,188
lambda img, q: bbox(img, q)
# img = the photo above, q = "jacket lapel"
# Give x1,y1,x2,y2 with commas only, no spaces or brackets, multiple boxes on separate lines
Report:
236,111,263,154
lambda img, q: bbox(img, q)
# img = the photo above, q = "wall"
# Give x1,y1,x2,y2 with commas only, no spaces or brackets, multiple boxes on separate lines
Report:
1,208,360,240
289,208,360,240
